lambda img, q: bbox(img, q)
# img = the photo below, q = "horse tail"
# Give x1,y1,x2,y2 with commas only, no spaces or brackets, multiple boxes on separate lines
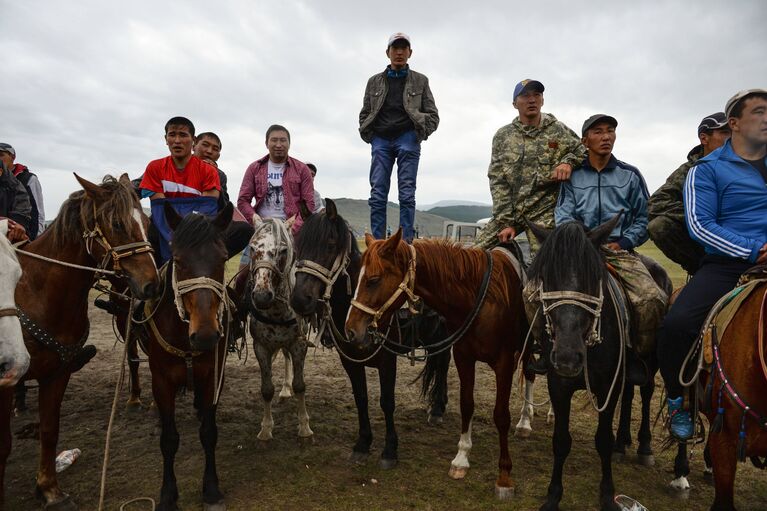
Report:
418,347,451,404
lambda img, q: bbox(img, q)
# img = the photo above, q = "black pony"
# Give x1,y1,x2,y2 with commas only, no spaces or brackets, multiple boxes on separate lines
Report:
290,199,450,468
527,215,626,511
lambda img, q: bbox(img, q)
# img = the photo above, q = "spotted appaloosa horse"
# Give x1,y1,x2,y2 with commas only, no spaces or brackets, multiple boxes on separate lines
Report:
0,222,29,388
245,216,313,442
345,229,528,499
4,174,160,510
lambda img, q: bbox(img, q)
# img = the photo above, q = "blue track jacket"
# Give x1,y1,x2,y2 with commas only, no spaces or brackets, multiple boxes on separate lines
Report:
555,155,650,250
684,140,767,262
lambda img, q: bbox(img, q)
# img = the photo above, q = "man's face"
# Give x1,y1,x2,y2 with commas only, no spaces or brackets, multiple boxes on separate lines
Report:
583,122,616,157
699,128,731,153
266,130,290,162
194,136,222,163
514,91,544,118
731,96,767,147
0,151,13,170
386,42,412,70
165,125,194,159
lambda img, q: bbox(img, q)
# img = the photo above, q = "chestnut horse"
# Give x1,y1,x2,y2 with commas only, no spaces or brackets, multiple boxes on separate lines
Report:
345,229,528,499
137,203,233,511
5,174,160,510
701,278,767,510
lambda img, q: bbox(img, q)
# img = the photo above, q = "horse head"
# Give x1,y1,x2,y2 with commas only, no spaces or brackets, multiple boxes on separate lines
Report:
73,173,161,300
345,228,411,346
247,216,295,308
0,231,29,386
527,213,621,378
165,202,233,352
290,198,357,316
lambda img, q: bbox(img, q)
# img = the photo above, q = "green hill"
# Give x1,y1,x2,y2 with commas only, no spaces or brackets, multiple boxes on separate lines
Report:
426,205,491,223
331,198,450,238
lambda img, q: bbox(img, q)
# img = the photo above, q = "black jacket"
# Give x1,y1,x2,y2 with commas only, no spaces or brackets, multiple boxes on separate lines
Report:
0,163,32,231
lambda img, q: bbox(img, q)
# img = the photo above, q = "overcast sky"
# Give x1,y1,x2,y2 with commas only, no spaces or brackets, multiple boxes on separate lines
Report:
3,0,766,218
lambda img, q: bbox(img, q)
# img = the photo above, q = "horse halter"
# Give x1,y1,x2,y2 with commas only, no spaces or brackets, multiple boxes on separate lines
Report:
248,219,295,294
350,244,421,329
171,262,228,324
294,231,353,301
82,203,153,275
538,281,604,347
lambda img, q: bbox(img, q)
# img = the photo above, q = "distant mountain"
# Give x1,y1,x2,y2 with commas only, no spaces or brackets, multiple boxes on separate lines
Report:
331,198,451,238
419,199,490,210
425,205,492,223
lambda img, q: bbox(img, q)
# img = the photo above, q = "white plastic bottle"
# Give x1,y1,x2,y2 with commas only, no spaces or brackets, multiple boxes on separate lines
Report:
55,448,81,473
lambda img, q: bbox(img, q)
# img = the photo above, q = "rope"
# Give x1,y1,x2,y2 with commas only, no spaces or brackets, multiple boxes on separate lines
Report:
515,308,552,408
14,246,117,275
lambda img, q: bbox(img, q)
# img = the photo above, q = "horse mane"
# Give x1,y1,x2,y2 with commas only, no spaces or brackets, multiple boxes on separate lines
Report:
528,221,605,294
382,239,515,306
172,213,225,251
295,210,361,261
48,175,140,249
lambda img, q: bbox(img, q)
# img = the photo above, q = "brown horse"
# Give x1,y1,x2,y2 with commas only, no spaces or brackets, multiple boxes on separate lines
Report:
5,174,160,510
345,229,527,499
135,203,233,511
702,279,767,511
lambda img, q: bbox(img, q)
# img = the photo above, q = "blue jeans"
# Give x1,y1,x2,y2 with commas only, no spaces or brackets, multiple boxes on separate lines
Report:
368,130,421,242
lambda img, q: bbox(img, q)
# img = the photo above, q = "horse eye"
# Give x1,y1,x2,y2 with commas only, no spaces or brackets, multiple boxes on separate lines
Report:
366,276,380,287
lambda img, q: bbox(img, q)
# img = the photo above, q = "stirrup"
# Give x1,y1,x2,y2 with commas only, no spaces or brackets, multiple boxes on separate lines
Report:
94,298,118,315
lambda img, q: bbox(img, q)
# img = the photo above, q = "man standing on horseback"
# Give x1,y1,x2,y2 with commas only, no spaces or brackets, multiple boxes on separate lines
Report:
359,32,439,243
553,114,668,364
648,113,731,275
658,89,767,440
476,79,585,252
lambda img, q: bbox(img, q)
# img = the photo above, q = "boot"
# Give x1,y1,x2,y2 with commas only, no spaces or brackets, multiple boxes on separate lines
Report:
667,396,694,440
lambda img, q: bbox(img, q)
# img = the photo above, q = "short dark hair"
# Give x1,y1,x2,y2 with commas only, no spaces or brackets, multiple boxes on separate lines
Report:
196,132,222,149
165,117,195,137
731,93,767,119
265,124,290,143
306,163,317,174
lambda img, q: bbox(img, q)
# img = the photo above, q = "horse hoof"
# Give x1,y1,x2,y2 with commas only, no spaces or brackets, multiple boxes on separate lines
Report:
494,484,515,500
379,457,398,470
703,468,714,484
43,494,78,511
203,500,226,511
637,454,655,467
427,414,443,426
125,399,142,411
514,426,532,439
257,431,273,441
278,391,293,400
448,465,468,480
350,451,369,464
669,475,690,493
612,452,625,463
298,434,314,447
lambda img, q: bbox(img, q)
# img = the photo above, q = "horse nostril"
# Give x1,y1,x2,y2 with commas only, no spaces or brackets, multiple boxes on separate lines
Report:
346,330,356,342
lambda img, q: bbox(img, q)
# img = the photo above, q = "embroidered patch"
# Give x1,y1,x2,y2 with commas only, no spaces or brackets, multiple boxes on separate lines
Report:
548,141,559,149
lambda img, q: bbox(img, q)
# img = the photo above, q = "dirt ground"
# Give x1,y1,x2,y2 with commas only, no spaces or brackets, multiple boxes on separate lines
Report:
5,304,767,511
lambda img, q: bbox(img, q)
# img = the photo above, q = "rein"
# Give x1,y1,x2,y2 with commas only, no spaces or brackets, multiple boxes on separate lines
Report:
0,308,18,318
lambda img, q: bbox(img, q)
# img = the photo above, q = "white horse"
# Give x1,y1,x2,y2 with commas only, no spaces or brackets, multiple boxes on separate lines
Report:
246,216,313,443
0,220,30,386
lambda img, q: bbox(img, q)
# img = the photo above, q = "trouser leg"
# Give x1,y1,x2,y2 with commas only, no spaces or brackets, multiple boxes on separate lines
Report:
368,136,396,239
648,216,705,275
393,131,421,243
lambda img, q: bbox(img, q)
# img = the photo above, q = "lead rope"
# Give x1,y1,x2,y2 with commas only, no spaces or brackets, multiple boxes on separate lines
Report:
99,298,155,510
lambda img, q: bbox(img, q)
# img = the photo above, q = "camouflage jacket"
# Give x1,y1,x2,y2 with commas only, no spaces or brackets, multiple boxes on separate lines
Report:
481,113,584,236
648,145,703,223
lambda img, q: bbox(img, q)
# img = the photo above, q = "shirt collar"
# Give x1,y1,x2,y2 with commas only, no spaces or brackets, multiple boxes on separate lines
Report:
581,154,619,172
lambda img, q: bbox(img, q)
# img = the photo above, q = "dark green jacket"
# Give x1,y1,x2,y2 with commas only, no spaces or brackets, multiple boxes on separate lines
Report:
359,68,439,143
648,145,703,223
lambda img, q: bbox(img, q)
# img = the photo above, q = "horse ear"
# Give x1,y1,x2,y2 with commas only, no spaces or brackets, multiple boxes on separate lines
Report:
214,202,234,231
251,213,263,227
524,218,551,244
298,200,313,220
74,173,107,201
380,228,402,255
164,202,182,231
325,198,338,220
364,232,375,248
118,173,132,188
588,211,623,246
285,215,297,230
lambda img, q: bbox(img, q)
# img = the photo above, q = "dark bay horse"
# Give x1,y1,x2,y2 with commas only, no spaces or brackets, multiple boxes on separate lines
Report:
137,203,233,511
526,216,627,511
344,229,528,499
289,199,450,470
6,174,160,510
701,279,767,510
